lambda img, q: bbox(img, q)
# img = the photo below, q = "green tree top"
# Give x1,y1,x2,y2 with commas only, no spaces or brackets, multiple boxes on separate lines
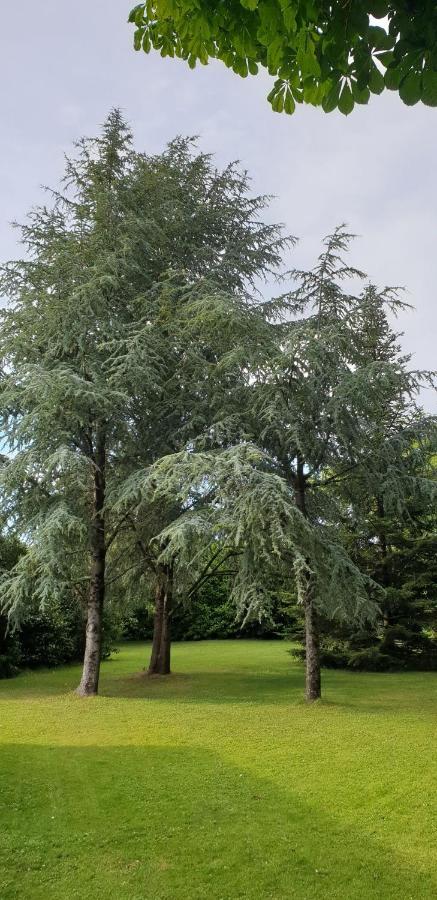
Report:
129,1,437,115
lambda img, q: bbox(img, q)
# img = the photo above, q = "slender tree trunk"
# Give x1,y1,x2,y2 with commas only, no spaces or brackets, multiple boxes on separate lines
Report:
148,565,173,675
376,495,390,628
294,559,321,702
294,457,322,701
76,433,106,697
304,595,321,701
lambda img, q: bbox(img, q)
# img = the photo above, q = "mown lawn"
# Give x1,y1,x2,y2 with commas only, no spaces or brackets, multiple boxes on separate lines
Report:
0,640,436,900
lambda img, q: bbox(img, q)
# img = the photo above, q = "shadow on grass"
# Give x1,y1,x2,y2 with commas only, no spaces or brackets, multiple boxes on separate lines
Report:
0,742,435,900
1,641,436,717
0,666,306,705
101,665,437,716
100,668,307,704
2,666,436,718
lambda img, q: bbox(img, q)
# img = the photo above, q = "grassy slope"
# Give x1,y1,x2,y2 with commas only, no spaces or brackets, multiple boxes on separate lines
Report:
0,640,436,900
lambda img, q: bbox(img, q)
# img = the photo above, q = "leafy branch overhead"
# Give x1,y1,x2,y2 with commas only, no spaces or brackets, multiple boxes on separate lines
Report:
129,1,437,115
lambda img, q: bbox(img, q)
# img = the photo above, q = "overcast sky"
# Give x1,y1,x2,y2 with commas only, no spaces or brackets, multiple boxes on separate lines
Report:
1,1,435,408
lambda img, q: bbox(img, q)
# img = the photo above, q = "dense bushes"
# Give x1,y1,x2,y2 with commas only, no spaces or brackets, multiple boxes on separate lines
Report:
122,578,303,644
0,623,21,678
314,527,437,672
0,595,120,679
319,625,437,672
2,530,436,678
0,527,120,679
0,529,124,679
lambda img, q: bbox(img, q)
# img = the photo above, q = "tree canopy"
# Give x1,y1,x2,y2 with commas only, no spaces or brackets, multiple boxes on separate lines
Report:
129,1,437,115
0,111,291,693
1,113,436,701
112,227,436,699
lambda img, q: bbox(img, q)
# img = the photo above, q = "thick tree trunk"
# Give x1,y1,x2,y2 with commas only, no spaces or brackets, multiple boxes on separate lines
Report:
148,579,165,674
76,433,106,697
148,566,173,675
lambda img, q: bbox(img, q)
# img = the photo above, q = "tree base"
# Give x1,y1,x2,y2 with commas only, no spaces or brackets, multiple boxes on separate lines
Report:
147,665,171,677
75,685,98,697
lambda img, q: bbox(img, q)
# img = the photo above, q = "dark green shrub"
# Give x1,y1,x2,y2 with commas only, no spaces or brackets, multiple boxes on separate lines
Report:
122,580,302,643
348,648,397,671
17,597,84,668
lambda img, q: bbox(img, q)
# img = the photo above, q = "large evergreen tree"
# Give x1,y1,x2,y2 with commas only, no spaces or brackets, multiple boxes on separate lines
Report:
0,112,290,693
0,111,151,694
104,267,280,674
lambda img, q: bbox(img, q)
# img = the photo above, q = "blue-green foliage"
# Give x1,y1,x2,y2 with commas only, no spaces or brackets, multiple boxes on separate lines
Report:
0,534,119,677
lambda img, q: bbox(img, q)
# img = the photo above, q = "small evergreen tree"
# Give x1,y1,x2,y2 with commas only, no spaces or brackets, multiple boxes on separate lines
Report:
248,231,436,698
140,230,435,700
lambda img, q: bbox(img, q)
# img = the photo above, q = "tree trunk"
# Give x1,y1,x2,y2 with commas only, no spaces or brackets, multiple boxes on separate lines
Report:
76,432,106,697
148,566,173,675
304,595,321,701
294,457,322,701
376,494,390,628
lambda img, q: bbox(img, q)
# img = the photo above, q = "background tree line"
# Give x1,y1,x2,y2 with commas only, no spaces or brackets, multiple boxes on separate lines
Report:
0,112,435,699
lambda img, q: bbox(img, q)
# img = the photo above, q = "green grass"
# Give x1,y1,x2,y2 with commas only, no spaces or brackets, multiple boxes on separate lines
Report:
1,641,437,899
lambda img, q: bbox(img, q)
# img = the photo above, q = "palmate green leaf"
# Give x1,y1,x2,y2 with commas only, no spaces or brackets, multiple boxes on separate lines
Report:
232,26,258,60
278,0,297,33
128,4,145,25
399,70,422,106
296,32,321,78
129,1,437,114
384,64,402,90
368,25,394,51
233,57,249,77
352,80,370,105
133,28,143,50
377,50,394,69
369,65,385,94
338,83,354,116
267,79,283,109
266,35,285,70
422,69,437,107
367,0,389,17
322,79,341,113
271,90,284,112
284,89,296,114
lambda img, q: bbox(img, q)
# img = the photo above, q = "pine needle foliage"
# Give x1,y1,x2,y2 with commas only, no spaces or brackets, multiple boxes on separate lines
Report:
120,228,436,698
0,111,292,692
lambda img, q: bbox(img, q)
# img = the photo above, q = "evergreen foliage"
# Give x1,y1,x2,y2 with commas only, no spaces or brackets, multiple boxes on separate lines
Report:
320,460,437,671
125,227,436,698
0,111,291,691
0,113,435,699
0,532,24,677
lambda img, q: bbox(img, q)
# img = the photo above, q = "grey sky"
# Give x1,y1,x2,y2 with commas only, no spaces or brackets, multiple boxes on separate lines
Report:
1,1,435,407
